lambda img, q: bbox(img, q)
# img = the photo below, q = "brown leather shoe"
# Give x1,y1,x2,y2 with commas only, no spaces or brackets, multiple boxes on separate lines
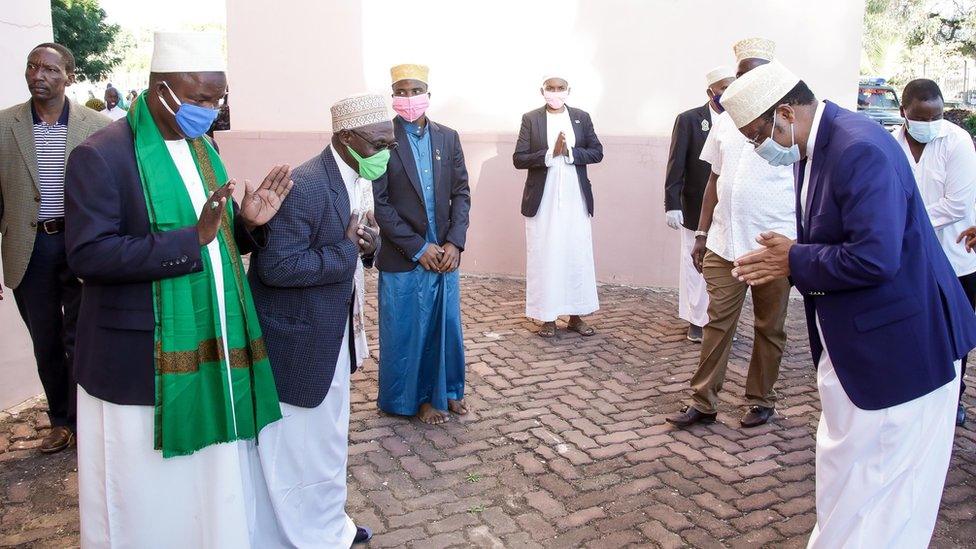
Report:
666,405,717,427
741,406,775,428
39,426,75,454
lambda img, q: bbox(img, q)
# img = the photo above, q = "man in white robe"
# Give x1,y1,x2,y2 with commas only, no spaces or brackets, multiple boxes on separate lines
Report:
65,31,291,548
664,66,736,342
248,93,388,548
725,60,976,548
514,76,604,338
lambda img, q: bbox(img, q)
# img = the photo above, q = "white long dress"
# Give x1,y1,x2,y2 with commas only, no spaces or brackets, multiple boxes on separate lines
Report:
524,109,599,322
77,140,268,549
678,227,709,327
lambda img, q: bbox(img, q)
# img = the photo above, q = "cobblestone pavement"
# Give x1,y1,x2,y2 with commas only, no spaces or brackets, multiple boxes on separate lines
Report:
2,274,975,548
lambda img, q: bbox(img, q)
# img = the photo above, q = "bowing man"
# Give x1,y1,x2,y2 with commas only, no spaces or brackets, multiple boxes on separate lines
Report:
723,60,976,548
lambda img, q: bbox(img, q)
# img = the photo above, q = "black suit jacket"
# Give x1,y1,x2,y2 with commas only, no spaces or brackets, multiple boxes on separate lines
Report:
64,119,266,406
372,117,471,272
513,106,604,217
664,103,714,230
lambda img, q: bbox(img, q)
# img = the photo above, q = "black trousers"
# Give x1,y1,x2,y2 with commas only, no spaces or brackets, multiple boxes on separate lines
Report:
958,271,976,402
12,231,81,429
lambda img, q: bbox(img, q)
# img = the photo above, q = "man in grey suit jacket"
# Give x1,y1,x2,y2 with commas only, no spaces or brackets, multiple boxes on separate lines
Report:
248,93,389,548
0,43,109,453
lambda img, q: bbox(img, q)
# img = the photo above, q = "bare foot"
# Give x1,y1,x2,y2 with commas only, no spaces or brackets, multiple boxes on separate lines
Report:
417,403,449,425
448,399,469,415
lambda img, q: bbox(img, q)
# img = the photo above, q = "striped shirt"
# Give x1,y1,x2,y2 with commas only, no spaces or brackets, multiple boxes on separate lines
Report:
31,101,69,220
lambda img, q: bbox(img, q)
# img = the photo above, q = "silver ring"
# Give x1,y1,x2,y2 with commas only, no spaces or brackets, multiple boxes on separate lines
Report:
210,201,220,210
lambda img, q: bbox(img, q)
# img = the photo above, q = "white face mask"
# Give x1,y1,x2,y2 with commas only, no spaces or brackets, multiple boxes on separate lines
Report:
906,118,943,144
754,109,801,167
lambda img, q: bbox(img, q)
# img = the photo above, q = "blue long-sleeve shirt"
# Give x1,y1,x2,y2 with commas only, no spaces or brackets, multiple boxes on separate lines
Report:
402,117,438,261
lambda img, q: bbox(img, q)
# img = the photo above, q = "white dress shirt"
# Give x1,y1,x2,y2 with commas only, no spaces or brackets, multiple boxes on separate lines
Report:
699,111,796,262
800,101,827,220
894,121,976,277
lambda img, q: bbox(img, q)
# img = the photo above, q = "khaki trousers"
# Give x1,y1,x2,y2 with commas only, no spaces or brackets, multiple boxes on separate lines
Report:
689,251,790,414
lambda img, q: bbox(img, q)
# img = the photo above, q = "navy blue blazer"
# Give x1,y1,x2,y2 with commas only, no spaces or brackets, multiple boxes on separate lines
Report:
514,106,604,217
248,146,361,408
372,117,471,272
64,119,266,406
790,100,976,410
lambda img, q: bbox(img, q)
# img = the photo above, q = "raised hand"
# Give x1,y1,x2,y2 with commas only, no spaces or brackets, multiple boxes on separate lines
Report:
239,164,294,229
197,181,234,245
357,211,379,256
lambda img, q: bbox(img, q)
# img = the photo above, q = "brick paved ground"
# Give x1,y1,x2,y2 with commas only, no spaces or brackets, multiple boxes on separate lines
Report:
2,274,975,548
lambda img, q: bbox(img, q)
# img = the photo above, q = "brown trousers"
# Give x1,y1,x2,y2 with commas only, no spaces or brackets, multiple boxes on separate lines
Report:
689,251,790,414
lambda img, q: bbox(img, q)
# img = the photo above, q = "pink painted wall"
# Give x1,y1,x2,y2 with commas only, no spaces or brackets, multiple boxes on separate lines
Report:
222,0,867,288
217,131,679,287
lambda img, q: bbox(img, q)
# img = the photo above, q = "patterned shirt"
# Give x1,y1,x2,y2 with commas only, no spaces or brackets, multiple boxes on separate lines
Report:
699,111,796,261
31,101,69,220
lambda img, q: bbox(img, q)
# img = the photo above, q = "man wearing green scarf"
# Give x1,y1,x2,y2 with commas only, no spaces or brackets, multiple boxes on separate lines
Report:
64,31,289,547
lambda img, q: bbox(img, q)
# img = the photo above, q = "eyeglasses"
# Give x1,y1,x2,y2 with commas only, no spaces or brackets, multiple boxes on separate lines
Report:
352,129,397,151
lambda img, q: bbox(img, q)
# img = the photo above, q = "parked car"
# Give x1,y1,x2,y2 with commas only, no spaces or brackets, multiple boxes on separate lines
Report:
857,78,904,129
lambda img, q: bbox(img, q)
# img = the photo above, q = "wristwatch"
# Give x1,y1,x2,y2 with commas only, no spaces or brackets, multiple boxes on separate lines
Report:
694,231,708,238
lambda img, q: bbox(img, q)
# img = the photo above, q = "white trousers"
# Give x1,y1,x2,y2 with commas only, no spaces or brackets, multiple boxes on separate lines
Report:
678,227,709,327
77,386,266,549
255,326,356,548
808,343,959,549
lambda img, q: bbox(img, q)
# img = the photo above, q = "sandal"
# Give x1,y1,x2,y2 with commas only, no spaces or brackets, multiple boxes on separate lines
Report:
538,322,556,338
568,319,595,336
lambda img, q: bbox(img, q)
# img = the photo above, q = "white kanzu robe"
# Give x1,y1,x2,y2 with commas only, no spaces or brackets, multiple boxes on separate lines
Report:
678,227,709,327
254,145,362,548
77,141,267,549
525,109,599,322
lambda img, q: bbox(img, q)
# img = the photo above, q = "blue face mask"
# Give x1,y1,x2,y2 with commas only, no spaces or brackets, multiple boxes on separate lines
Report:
906,118,942,144
754,109,800,166
711,93,724,113
159,81,220,139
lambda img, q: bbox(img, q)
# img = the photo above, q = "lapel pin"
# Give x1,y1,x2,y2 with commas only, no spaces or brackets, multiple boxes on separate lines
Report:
575,119,581,124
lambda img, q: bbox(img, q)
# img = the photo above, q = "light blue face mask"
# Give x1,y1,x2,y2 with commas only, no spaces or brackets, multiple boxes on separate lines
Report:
906,118,943,144
159,81,221,139
755,109,801,167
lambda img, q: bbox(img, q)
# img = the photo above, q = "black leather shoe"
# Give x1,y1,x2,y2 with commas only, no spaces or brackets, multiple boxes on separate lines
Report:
957,403,967,427
666,406,717,427
741,406,775,428
687,324,703,343
353,526,373,545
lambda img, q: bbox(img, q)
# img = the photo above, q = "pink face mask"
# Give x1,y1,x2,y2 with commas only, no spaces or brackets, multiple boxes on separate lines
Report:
543,90,569,109
392,93,430,122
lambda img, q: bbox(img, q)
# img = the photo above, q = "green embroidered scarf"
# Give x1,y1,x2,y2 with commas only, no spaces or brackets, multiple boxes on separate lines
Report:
128,94,281,458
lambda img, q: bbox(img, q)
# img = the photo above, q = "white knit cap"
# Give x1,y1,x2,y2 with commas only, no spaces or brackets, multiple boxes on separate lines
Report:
721,60,801,128
150,31,226,73
706,66,735,87
331,93,390,131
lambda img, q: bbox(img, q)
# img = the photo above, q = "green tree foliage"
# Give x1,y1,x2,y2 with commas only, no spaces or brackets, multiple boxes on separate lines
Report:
51,0,123,82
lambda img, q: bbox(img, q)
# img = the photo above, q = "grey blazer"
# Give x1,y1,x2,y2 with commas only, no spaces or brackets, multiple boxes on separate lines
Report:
247,146,364,408
0,99,110,288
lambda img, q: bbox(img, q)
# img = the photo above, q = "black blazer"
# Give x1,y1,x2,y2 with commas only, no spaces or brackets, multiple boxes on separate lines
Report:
248,147,361,408
513,106,604,217
664,103,713,230
372,117,471,272
64,119,266,406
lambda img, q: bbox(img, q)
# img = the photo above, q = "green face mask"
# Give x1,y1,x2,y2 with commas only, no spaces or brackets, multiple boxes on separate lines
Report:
346,146,391,180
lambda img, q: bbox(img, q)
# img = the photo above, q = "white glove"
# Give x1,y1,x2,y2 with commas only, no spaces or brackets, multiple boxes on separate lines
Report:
666,210,684,230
